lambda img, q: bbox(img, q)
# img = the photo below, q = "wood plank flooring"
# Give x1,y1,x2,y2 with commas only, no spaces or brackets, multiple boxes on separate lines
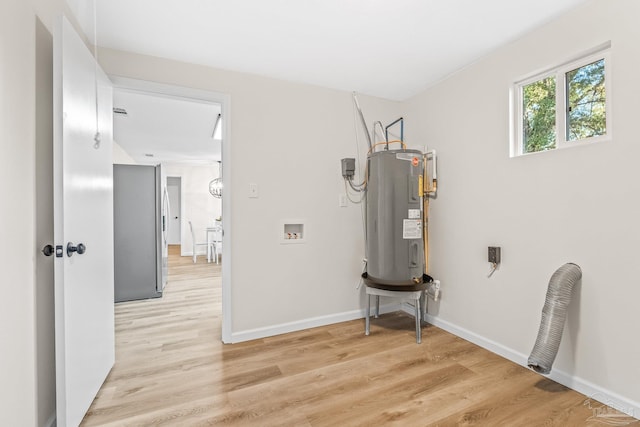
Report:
81,246,638,426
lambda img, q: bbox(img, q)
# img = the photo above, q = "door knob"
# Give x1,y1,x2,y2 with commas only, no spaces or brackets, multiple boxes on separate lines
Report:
174,216,178,219
42,244,54,256
67,242,86,257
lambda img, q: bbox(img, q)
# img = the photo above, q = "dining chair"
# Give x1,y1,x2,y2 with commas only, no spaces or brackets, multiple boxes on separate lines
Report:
211,226,222,264
188,220,211,263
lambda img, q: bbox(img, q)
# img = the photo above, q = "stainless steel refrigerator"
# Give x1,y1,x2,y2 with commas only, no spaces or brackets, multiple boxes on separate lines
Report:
114,164,169,302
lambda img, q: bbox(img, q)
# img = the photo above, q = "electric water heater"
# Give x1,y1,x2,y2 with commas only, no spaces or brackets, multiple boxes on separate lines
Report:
365,149,425,289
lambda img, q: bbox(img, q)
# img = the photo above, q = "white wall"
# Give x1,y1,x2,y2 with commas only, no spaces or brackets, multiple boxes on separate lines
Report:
0,3,38,424
163,163,221,255
98,49,402,334
404,0,639,413
113,141,137,164
1,1,81,425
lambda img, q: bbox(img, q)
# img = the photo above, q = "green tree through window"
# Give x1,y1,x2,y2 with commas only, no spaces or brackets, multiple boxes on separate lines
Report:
566,59,606,141
514,50,609,157
523,76,556,153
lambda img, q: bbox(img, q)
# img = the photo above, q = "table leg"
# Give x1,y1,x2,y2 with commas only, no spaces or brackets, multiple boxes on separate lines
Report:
415,298,422,344
365,294,370,336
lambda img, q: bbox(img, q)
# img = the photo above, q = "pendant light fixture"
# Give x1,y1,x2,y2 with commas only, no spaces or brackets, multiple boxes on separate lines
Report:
209,161,222,198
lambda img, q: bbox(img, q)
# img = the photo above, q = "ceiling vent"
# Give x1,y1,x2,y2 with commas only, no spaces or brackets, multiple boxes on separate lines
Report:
113,107,128,116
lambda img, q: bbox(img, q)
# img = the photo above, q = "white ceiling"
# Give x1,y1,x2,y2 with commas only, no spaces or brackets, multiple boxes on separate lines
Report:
68,0,590,163
113,90,221,164
83,0,590,101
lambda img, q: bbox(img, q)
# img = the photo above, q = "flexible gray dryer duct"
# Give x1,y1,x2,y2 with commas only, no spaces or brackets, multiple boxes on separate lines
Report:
528,263,582,374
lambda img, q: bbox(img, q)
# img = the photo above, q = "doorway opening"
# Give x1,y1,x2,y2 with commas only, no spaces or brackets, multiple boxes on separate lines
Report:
110,77,232,343
166,177,182,246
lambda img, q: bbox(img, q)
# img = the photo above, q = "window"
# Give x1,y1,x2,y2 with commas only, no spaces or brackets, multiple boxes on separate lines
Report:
512,49,610,156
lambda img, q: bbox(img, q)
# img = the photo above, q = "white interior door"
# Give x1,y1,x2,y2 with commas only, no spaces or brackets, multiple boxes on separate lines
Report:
167,178,181,244
53,16,115,427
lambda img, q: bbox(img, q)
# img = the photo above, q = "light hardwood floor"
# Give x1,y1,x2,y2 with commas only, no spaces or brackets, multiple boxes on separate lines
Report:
81,246,638,426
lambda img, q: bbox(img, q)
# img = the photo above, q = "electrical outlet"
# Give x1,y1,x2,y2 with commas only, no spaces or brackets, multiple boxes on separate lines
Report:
488,246,501,264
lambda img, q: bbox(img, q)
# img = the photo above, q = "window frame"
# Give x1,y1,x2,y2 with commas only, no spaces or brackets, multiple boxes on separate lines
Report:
511,48,612,157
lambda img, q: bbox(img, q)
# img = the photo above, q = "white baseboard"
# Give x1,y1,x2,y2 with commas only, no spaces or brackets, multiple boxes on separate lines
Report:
231,302,638,420
230,303,402,343
399,303,639,420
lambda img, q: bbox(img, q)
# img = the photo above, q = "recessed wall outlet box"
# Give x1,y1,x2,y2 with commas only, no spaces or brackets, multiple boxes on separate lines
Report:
282,222,305,244
341,158,356,179
488,246,501,264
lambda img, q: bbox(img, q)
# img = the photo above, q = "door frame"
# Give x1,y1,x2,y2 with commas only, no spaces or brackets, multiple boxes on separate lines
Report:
110,76,232,343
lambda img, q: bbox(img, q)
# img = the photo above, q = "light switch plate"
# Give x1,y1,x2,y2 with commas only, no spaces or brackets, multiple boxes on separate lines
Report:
249,183,259,198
